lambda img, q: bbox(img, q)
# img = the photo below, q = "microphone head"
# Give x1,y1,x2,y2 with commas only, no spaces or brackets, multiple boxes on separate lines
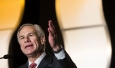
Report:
3,54,13,59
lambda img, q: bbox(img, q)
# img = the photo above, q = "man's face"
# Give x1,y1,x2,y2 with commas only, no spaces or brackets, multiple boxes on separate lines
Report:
18,26,41,56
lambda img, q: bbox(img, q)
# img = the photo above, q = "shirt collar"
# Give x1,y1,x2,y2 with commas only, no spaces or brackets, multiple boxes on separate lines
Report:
29,52,46,67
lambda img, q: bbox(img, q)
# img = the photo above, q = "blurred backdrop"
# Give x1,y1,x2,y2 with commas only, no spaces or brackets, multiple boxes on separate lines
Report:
0,0,115,68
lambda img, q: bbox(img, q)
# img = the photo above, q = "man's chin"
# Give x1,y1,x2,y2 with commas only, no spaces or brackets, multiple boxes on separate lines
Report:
24,52,34,56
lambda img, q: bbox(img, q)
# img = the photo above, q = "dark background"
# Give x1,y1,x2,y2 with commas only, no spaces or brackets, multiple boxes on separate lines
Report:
7,0,115,68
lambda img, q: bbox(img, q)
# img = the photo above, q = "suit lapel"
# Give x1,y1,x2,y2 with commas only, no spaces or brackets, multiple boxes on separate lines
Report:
37,54,53,68
23,61,28,68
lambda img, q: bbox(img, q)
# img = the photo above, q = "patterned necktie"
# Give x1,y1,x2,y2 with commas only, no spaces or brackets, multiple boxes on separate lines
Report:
30,63,37,68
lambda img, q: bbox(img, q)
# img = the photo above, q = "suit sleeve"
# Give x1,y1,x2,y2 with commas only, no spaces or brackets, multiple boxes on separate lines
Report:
54,49,77,68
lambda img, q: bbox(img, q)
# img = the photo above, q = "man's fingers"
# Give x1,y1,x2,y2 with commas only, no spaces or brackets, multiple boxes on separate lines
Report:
50,20,55,30
48,28,55,37
48,20,56,34
48,28,50,32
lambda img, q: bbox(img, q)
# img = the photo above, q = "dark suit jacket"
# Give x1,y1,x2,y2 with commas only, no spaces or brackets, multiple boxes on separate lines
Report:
18,51,77,68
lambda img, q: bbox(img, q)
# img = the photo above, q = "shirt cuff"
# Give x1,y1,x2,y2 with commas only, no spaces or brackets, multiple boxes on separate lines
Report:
54,49,65,60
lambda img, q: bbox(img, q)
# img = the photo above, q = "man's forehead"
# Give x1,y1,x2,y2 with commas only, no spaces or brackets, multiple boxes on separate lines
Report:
20,26,35,31
19,26,36,34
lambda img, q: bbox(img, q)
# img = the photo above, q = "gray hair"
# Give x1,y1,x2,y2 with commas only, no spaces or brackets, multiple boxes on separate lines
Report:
17,23,46,51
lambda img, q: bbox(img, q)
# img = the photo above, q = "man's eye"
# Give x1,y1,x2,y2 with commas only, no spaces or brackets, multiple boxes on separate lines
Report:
20,37,24,40
29,34,33,36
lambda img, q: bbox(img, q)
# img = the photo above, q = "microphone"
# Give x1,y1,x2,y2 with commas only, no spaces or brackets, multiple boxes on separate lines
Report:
0,54,13,59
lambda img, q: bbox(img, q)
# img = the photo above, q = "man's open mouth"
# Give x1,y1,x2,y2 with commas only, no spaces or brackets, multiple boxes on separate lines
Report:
25,45,33,48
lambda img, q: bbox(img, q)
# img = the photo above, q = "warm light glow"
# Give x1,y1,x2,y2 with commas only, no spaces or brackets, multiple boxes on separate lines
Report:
0,0,25,68
56,0,111,68
56,0,105,29
0,0,25,30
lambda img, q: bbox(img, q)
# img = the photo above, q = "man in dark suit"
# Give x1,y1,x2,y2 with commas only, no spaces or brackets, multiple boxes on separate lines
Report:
17,20,77,68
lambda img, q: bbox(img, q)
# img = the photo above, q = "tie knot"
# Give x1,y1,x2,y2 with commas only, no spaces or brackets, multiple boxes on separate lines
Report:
30,63,37,68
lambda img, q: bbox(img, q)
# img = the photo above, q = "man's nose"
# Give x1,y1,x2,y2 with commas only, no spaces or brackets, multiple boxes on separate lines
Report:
24,37,30,43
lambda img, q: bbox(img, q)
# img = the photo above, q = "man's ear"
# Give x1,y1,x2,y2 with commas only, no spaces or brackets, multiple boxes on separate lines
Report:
40,36,46,45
